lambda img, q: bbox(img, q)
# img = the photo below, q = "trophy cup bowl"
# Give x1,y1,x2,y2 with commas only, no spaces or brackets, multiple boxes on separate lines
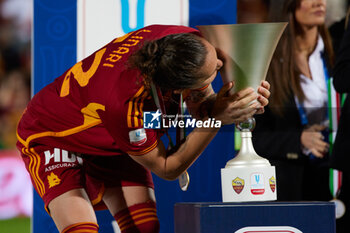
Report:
197,23,287,202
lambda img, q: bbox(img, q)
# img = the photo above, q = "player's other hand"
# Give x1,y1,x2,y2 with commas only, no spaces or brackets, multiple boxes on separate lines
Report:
211,81,260,125
255,80,270,114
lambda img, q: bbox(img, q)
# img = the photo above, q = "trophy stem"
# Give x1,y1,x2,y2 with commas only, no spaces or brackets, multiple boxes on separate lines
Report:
225,117,270,168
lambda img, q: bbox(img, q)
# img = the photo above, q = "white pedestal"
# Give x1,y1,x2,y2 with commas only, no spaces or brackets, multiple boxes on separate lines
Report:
221,165,277,202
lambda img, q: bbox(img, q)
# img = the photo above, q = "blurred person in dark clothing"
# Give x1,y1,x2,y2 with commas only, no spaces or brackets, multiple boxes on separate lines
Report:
329,1,350,55
329,6,350,233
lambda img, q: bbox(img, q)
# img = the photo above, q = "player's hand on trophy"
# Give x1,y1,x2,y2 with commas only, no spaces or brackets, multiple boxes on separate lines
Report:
210,81,261,125
301,124,329,158
255,80,270,114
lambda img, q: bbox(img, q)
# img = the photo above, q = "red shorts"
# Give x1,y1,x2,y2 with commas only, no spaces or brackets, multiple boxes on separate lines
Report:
17,143,154,212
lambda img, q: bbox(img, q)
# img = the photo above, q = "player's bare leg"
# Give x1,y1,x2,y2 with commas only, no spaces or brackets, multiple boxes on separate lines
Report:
48,188,98,232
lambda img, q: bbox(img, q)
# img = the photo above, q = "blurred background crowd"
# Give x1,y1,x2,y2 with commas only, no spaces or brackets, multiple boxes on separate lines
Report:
0,0,31,149
0,0,32,232
0,0,349,232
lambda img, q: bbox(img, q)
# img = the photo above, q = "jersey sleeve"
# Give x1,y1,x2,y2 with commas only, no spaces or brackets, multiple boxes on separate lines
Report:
101,82,161,156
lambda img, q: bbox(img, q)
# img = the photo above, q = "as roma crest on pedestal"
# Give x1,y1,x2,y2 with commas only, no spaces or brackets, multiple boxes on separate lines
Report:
232,177,245,194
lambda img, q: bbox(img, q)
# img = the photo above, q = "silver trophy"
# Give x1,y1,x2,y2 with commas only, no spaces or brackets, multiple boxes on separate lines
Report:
198,23,287,202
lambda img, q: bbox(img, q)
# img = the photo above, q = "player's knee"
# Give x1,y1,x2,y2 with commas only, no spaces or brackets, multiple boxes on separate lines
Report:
61,222,99,233
114,201,160,233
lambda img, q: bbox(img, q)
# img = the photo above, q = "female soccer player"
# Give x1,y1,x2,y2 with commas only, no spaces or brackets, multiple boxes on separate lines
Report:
17,24,270,233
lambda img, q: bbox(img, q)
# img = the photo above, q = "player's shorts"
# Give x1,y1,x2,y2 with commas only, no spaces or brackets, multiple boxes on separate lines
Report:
17,143,154,212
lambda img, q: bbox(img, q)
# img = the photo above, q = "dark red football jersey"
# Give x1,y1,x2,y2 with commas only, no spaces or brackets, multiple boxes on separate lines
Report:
17,25,199,156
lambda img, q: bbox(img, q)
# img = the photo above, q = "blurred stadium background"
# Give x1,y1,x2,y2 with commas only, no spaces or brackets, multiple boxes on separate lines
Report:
0,0,32,232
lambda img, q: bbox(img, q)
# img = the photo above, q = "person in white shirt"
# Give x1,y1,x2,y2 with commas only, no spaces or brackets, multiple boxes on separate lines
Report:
253,0,335,203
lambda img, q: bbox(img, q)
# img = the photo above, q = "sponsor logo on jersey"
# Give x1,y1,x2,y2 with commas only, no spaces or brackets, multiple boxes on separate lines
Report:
129,128,147,145
44,149,82,165
44,149,83,172
232,177,245,194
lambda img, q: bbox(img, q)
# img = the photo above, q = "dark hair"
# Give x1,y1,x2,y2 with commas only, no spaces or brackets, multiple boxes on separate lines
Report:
267,0,334,115
129,33,208,90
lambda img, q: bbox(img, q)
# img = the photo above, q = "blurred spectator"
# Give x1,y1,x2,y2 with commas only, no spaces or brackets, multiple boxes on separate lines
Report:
0,0,31,149
0,0,32,222
253,0,334,203
0,150,33,219
329,6,350,233
237,0,270,23
0,71,30,148
329,1,350,54
1,0,32,43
